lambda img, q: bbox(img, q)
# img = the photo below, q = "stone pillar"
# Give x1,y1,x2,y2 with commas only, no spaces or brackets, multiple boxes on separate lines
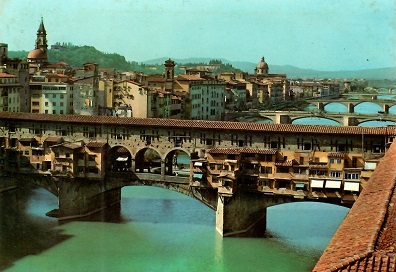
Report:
216,191,289,237
275,114,291,124
318,102,325,111
161,159,166,176
343,116,358,126
383,104,389,114
348,103,354,113
57,177,121,220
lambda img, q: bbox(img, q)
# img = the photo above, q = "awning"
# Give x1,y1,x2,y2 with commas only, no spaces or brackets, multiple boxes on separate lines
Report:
310,179,324,188
194,162,203,167
116,157,128,162
325,180,341,189
295,183,305,189
344,181,360,192
193,173,203,179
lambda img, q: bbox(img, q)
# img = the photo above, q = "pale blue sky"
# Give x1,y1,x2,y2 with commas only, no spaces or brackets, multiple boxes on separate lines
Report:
1,0,395,71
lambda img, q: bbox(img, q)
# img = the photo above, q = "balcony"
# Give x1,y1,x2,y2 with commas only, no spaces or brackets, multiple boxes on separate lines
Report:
218,186,233,196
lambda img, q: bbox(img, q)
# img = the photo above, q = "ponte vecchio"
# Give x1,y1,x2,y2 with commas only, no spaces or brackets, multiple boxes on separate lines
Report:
0,111,394,237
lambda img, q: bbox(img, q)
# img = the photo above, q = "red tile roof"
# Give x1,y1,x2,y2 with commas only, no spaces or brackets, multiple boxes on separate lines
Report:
0,73,17,78
208,148,277,155
86,141,107,148
0,112,393,137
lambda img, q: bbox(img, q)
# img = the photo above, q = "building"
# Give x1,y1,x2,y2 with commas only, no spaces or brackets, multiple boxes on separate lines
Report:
30,81,74,115
0,72,21,112
113,80,148,118
73,63,100,116
174,75,226,120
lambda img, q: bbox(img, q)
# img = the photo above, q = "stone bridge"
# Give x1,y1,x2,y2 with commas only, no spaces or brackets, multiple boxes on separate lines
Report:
310,98,396,114
0,112,395,239
257,110,396,126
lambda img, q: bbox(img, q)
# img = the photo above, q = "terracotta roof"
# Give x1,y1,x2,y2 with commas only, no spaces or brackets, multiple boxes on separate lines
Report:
0,112,394,137
18,137,37,142
0,73,17,78
44,136,62,142
86,141,107,148
208,148,240,155
208,148,277,155
275,160,295,167
176,75,204,81
328,152,346,158
52,143,82,150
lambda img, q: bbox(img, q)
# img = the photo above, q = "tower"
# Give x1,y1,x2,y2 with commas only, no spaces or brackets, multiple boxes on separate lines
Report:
27,17,48,64
164,59,175,92
35,17,48,53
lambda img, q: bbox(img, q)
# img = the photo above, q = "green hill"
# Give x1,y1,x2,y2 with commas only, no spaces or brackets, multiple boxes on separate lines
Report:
8,44,241,75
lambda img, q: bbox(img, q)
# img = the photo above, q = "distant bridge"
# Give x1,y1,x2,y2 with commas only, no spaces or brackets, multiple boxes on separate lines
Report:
308,98,396,114
256,110,396,126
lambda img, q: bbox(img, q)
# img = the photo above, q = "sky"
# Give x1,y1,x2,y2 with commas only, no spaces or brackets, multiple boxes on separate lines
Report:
1,0,395,71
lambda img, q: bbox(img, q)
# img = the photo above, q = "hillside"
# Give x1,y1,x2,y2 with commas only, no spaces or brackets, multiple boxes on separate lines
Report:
8,45,396,80
144,57,396,80
8,45,241,75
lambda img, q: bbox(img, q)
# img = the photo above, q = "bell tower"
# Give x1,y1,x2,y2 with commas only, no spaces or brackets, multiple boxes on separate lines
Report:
35,17,48,53
164,59,175,92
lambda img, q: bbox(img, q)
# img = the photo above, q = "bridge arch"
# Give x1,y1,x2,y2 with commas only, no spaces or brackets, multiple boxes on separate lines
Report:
291,116,341,125
108,145,133,172
358,119,396,127
323,102,348,112
163,148,191,176
135,147,162,173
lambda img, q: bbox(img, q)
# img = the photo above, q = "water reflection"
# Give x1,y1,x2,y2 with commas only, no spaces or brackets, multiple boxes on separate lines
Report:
292,117,340,126
0,184,70,271
354,102,382,114
324,102,347,113
359,120,396,127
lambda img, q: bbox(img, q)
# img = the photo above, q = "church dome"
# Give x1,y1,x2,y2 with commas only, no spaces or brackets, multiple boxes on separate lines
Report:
256,57,268,69
27,48,47,61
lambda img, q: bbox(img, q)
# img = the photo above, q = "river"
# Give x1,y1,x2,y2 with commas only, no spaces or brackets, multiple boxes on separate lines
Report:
4,100,379,272
0,181,349,272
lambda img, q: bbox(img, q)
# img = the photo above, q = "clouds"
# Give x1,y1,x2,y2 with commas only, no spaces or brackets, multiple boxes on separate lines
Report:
1,0,395,71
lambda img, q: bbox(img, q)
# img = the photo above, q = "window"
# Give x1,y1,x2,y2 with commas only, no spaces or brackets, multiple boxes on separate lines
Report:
65,153,70,158
303,142,311,150
344,172,359,180
53,102,56,106
330,158,335,163
336,158,341,164
330,171,341,178
45,102,48,106
270,141,278,149
260,166,272,174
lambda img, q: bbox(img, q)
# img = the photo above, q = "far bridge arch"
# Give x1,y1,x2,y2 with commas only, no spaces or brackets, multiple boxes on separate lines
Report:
291,116,341,125
108,145,133,172
164,148,191,176
322,102,348,112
